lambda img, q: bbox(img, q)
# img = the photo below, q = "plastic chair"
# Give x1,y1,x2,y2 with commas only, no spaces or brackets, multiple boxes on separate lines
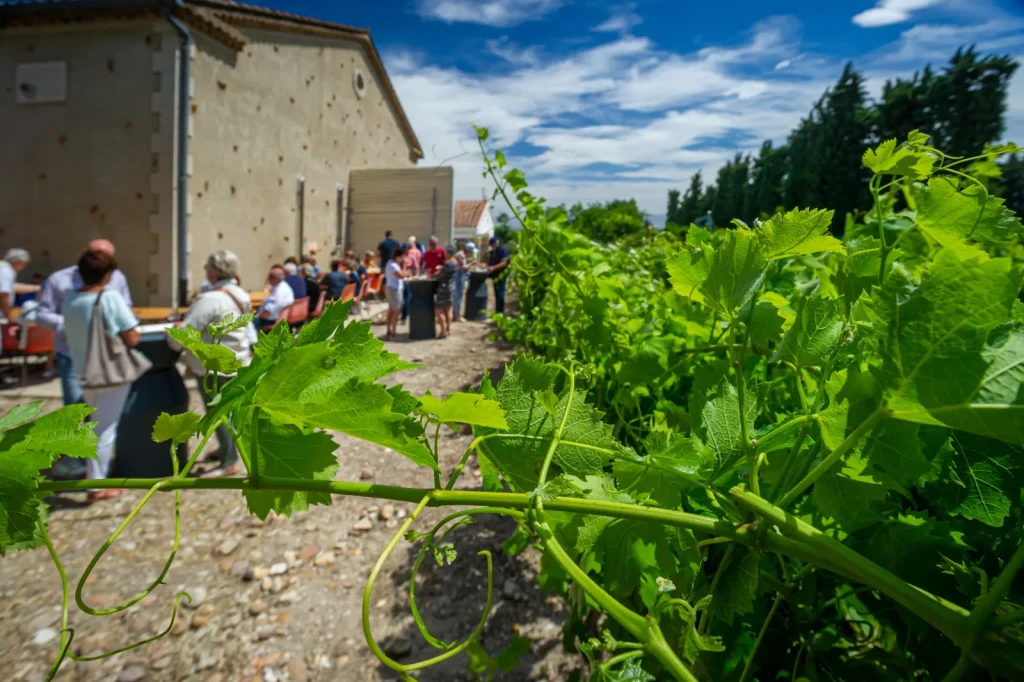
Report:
1,324,54,386
286,297,310,327
1,325,18,353
363,273,382,299
340,283,357,302
311,290,327,318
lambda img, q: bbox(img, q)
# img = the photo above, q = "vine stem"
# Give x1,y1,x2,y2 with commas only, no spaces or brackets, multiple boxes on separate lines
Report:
777,408,887,509
738,594,782,682
248,407,261,488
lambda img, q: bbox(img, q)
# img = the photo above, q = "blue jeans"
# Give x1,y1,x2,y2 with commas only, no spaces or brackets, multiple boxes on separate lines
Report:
493,277,507,315
56,353,84,405
453,271,465,319
400,286,411,323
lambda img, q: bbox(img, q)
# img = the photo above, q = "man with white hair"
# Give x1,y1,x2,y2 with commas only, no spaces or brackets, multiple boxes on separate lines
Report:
167,250,251,477
37,239,133,406
255,264,294,330
0,248,30,323
282,261,308,300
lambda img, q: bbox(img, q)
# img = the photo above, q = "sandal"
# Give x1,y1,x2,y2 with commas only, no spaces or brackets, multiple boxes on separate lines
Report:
87,489,125,503
200,463,242,478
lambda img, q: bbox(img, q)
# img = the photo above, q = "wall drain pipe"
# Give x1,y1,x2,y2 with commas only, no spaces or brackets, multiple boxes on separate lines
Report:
163,0,191,308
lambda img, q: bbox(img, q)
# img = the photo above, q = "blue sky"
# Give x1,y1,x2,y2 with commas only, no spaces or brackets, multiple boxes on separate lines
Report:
260,0,1024,223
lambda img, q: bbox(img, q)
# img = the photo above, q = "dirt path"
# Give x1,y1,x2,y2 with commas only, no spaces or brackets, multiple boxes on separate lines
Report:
0,313,576,682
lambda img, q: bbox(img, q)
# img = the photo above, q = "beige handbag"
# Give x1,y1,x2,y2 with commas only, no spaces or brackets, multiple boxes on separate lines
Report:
80,291,151,388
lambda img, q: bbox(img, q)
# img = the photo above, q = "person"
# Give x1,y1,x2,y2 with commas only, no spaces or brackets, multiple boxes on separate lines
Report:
300,254,319,278
362,250,377,271
384,247,410,341
37,239,133,407
255,264,294,329
0,248,30,323
378,230,400,266
433,245,459,338
61,250,140,502
282,261,307,300
452,243,473,322
424,236,446,276
404,237,423,274
167,250,250,477
487,236,510,315
321,259,348,300
301,263,321,315
14,272,45,306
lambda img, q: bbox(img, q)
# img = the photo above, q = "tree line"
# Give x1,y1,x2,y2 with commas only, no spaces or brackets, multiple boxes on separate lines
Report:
666,46,1022,234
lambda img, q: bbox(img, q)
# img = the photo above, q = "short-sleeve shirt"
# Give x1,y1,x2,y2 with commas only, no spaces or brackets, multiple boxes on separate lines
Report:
378,238,400,265
285,274,307,300
385,260,404,292
404,247,422,273
0,261,16,312
424,248,446,275
61,290,139,375
322,270,347,299
259,280,295,320
488,245,510,275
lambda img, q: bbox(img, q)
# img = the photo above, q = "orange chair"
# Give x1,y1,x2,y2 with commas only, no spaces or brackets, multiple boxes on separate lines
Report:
340,283,357,302
363,273,382,299
286,297,310,327
1,324,55,386
311,290,327,318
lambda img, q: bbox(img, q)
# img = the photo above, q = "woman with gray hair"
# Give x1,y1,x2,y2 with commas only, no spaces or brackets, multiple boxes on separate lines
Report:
0,248,31,322
166,249,251,477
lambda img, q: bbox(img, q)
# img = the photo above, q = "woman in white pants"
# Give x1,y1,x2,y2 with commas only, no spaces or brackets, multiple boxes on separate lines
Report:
61,250,140,502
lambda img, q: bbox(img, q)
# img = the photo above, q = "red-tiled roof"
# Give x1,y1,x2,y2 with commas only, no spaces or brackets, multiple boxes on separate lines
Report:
454,200,489,228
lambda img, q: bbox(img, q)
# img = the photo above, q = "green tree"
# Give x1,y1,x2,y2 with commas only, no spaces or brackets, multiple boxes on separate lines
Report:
749,141,788,219
679,171,704,225
568,200,648,243
998,153,1024,217
667,189,680,225
494,212,519,245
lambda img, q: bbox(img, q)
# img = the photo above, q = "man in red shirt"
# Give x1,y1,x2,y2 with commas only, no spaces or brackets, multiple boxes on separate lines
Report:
424,236,446,275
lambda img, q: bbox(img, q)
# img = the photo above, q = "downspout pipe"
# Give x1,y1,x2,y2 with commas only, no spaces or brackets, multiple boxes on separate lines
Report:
162,0,191,309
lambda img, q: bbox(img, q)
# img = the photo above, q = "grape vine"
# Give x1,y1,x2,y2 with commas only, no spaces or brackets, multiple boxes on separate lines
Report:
2,130,1024,681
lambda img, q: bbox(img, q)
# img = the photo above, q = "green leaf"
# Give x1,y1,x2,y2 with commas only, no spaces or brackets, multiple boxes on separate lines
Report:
166,326,242,375
863,420,931,487
595,658,656,682
813,451,890,532
241,414,339,520
700,230,769,316
294,299,352,346
0,402,42,432
667,248,710,307
207,312,255,339
851,513,966,594
612,432,713,508
494,150,507,169
590,518,700,609
151,411,202,447
914,177,1021,249
418,391,508,429
937,432,1022,527
386,384,421,416
697,378,756,464
747,300,786,349
474,356,623,492
504,168,528,193
709,547,760,625
467,635,532,677
0,405,96,552
875,247,1023,444
771,295,845,367
862,139,935,179
755,208,841,261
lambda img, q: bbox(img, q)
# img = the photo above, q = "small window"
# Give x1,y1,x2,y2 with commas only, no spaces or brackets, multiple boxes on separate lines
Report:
353,68,366,99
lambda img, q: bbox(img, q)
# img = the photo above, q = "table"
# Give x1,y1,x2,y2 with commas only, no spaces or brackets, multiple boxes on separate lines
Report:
464,271,490,321
110,326,190,478
407,278,438,340
133,307,187,322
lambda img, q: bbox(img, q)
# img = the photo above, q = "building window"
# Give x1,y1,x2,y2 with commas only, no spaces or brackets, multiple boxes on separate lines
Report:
353,68,366,99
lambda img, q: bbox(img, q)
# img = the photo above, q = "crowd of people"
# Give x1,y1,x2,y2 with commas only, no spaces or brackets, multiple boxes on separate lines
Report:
0,229,510,501
377,230,509,340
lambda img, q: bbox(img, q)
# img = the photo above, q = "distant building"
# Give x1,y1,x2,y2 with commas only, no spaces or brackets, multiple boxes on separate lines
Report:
453,199,493,247
0,0,452,304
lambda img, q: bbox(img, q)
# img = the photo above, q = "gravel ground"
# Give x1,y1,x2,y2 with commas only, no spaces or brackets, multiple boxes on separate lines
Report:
0,305,578,682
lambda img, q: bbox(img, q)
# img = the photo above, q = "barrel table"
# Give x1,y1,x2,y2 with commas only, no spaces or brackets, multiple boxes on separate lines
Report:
464,271,490,322
110,325,189,478
407,279,438,340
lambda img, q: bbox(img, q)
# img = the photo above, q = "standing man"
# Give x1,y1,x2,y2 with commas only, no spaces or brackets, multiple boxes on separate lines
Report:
424,236,446,276
255,264,294,330
378,230,400,267
0,248,31,323
487,236,510,315
37,239,133,406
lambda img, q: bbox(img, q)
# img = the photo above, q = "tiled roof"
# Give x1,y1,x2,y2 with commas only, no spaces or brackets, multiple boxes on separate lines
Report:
0,0,422,159
454,200,489,228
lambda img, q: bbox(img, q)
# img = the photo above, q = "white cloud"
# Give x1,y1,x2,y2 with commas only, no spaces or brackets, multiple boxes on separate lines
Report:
593,4,642,34
853,0,945,28
415,0,563,27
485,37,541,67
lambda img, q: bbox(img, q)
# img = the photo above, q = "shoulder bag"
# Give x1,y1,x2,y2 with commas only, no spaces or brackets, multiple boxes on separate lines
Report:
81,291,152,389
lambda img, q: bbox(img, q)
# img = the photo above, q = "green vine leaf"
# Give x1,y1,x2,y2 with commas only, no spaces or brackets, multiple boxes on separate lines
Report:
593,658,656,682
754,207,841,260
418,391,508,429
241,414,339,520
166,326,243,375
1,404,96,552
612,432,713,508
914,177,1021,249
697,378,757,464
151,411,202,447
936,432,1022,527
771,295,845,368
708,547,761,626
206,312,255,339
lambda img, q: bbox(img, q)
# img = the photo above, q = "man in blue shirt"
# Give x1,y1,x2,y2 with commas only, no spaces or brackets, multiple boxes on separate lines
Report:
378,230,401,266
282,262,307,300
487,236,510,315
321,259,348,300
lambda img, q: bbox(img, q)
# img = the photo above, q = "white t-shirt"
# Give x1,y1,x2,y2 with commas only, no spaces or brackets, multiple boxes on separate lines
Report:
0,261,16,305
258,280,295,321
385,260,404,292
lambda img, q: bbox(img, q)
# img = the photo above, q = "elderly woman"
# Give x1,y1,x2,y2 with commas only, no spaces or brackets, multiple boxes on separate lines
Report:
167,250,251,477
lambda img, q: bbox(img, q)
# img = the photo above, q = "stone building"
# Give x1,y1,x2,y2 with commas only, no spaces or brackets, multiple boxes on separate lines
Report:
0,0,451,305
